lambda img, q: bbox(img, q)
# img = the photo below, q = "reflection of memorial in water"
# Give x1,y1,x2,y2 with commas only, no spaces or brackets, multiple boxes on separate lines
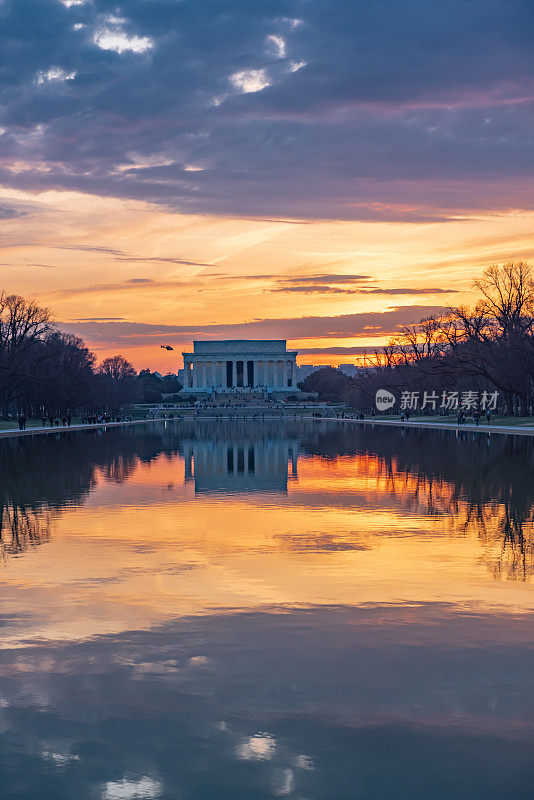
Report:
183,433,298,493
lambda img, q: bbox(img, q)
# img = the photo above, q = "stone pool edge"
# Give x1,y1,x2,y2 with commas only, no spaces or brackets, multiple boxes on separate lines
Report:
2,415,534,439
323,417,534,437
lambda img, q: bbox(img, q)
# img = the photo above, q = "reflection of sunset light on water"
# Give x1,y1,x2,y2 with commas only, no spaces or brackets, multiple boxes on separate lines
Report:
1,427,533,649
0,424,533,800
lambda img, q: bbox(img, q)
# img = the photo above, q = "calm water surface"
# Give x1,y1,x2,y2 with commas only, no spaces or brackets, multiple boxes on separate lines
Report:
1,420,534,799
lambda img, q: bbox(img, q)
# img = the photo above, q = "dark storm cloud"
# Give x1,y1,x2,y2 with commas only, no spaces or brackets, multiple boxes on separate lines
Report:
59,304,445,346
1,0,534,219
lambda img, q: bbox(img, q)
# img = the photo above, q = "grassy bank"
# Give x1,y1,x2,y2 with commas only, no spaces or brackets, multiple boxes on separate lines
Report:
372,413,534,428
0,412,149,431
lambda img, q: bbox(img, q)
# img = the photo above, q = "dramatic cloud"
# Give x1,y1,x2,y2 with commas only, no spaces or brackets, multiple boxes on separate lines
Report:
59,305,445,348
0,0,533,219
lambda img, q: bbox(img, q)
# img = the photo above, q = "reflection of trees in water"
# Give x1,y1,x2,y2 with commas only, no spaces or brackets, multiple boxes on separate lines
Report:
0,503,51,558
99,454,138,484
301,423,534,581
0,421,299,560
460,501,534,581
2,420,533,579
0,426,181,561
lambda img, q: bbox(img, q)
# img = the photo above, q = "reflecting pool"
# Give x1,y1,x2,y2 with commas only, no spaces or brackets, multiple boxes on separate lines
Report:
1,420,534,799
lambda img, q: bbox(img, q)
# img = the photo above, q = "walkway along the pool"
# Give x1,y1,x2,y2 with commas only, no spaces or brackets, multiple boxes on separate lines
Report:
326,417,534,437
2,415,534,439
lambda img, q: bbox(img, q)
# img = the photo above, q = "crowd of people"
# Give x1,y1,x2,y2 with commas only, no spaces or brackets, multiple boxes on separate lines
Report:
15,413,134,431
191,391,284,410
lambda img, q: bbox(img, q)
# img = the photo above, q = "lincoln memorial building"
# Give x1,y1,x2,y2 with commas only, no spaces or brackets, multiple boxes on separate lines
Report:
182,340,299,394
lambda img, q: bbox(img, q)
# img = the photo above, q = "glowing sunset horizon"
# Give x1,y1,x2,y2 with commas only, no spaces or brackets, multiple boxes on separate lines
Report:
2,1,534,371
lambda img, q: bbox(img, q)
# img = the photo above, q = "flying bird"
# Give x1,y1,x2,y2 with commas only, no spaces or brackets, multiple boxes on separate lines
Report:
160,345,174,351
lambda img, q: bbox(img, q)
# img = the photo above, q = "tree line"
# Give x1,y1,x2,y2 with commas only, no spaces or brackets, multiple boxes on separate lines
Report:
301,262,534,415
0,293,181,419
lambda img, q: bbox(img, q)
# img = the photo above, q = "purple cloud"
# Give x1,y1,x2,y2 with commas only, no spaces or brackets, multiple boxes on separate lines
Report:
0,1,533,220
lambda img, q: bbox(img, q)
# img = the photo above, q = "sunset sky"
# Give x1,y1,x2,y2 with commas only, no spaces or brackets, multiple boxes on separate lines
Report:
2,0,534,371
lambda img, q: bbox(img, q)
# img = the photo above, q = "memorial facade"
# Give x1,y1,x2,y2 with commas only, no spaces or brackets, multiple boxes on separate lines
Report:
181,340,299,394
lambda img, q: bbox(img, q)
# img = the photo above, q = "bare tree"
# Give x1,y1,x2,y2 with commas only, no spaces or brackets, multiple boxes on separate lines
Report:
98,355,139,412
100,355,137,382
0,294,53,416
474,261,534,338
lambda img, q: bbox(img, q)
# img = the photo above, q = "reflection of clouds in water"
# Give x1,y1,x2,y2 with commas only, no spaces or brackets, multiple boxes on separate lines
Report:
273,767,295,795
189,655,211,666
102,776,162,799
278,530,370,552
295,754,314,770
124,654,212,678
234,729,314,796
236,732,277,761
41,745,81,767
0,607,532,798
132,659,180,676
